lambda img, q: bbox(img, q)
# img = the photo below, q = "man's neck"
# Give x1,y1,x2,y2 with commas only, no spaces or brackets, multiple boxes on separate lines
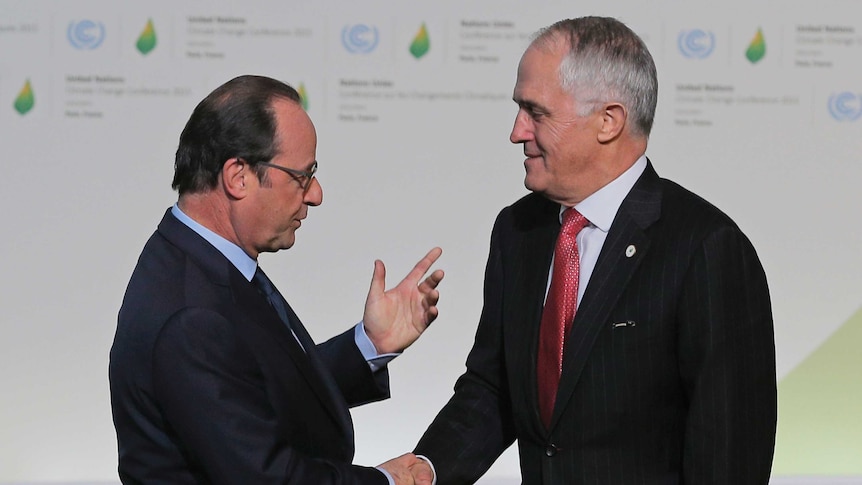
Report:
177,193,240,251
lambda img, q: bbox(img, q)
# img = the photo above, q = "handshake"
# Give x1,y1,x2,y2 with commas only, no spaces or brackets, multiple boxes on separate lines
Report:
379,453,434,485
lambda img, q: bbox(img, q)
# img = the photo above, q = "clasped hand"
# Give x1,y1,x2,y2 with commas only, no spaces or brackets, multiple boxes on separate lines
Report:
379,453,434,485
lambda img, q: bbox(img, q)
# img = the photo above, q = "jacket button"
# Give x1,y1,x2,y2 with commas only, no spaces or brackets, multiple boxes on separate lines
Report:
545,445,557,457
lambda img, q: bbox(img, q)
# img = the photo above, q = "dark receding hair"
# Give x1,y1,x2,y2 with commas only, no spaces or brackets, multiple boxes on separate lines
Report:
533,16,658,137
172,75,302,194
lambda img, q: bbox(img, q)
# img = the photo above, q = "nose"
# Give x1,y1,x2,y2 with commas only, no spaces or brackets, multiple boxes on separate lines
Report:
510,109,534,144
304,177,323,207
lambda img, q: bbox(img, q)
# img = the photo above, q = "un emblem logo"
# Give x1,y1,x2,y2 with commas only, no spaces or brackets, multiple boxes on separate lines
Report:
342,24,379,54
68,20,106,50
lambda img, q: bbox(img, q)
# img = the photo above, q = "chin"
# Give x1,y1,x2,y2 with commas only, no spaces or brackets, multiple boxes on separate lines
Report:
266,233,296,253
523,175,545,194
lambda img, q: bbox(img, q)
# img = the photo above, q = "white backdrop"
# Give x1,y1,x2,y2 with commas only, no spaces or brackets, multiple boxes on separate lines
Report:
1,0,860,482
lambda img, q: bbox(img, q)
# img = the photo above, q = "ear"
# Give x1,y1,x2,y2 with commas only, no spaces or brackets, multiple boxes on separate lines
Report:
597,102,628,144
221,158,251,200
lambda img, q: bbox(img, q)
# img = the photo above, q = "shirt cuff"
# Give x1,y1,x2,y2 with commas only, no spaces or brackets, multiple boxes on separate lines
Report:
375,466,396,485
354,322,400,373
416,454,437,485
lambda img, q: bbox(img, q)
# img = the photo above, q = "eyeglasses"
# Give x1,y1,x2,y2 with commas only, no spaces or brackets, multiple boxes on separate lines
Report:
256,160,318,191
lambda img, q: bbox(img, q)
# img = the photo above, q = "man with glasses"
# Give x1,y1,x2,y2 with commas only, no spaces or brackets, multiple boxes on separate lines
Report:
110,75,441,484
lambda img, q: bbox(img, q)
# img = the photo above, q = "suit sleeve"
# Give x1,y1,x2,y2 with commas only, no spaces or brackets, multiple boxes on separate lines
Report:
317,329,390,407
677,225,777,484
415,212,518,484
151,308,387,485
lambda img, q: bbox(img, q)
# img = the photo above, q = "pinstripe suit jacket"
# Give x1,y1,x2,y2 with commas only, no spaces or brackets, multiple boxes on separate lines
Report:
416,162,777,484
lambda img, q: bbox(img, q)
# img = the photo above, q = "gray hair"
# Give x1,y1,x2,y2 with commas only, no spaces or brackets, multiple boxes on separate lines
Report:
533,16,658,137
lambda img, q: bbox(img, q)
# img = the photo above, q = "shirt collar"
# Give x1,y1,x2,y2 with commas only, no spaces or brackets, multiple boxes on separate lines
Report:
171,204,258,281
560,155,648,232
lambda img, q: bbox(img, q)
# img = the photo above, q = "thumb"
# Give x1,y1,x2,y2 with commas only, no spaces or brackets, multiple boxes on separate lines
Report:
368,259,386,299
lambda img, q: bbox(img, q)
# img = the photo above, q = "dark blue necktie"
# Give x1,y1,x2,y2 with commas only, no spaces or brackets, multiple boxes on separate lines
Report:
253,267,306,351
253,267,290,326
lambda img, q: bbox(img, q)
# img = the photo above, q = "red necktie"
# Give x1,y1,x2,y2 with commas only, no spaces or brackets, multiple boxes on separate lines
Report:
537,208,589,429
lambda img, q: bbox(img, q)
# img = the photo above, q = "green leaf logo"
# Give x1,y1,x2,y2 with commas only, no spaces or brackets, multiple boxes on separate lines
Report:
136,18,157,55
745,28,766,64
14,79,34,115
409,23,430,59
298,83,309,111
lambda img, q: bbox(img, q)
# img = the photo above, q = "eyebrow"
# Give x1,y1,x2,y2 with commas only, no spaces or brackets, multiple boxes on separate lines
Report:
515,98,549,115
513,96,530,108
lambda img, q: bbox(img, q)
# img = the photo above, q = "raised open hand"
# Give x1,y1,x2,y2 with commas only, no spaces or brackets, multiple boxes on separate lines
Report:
363,247,444,354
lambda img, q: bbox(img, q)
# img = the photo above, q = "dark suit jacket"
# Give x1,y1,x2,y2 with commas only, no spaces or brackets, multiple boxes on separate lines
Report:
416,162,777,484
110,209,389,484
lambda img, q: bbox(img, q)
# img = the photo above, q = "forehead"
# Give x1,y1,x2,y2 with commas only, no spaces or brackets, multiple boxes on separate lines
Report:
271,98,317,159
513,42,567,100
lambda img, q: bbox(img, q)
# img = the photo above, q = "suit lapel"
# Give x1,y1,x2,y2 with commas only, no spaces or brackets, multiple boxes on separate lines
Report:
281,297,355,442
231,271,354,440
550,162,663,429
505,197,560,435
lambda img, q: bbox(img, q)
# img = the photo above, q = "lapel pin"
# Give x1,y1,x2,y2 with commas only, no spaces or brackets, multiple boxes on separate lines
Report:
612,320,637,328
625,245,636,258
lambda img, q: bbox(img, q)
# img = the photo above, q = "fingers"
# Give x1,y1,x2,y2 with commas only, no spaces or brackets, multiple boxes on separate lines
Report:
418,268,444,326
406,247,443,283
419,270,443,313
410,460,434,485
420,286,440,311
367,259,386,299
424,306,439,325
379,453,421,485
423,290,440,310
418,269,445,293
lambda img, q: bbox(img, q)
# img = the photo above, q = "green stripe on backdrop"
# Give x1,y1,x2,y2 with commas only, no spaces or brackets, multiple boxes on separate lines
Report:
773,306,862,475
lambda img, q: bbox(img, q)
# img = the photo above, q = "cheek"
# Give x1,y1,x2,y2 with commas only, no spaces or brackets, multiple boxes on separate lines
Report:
281,193,305,218
537,123,567,151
